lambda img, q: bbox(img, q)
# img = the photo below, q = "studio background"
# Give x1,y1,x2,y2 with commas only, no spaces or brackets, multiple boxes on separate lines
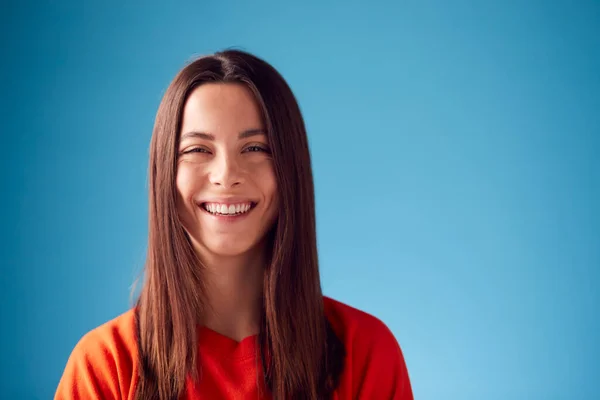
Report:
2,1,599,399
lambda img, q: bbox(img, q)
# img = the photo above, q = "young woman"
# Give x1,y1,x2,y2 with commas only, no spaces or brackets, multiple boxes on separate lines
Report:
55,50,413,400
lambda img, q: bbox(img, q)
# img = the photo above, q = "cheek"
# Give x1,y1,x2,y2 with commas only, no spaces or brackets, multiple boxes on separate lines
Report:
256,163,278,209
176,163,201,207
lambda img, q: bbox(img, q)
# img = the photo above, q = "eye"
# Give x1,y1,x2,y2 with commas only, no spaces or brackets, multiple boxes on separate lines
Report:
182,147,211,155
243,145,271,154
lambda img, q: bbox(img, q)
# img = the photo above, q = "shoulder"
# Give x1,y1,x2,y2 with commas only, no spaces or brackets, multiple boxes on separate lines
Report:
324,296,414,399
324,296,397,349
77,308,137,351
55,309,139,400
70,308,138,369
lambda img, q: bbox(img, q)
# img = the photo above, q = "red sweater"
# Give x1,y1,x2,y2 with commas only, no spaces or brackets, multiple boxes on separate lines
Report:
55,297,413,399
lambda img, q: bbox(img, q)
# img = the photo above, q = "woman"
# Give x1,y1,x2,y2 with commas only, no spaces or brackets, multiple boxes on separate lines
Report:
55,49,413,400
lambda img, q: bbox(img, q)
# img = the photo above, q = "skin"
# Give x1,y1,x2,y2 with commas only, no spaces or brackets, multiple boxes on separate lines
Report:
176,83,279,341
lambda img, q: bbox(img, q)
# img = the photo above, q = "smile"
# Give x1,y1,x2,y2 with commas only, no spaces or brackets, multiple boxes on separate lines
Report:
201,202,256,216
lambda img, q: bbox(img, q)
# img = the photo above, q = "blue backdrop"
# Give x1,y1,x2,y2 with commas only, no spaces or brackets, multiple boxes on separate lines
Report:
2,1,599,398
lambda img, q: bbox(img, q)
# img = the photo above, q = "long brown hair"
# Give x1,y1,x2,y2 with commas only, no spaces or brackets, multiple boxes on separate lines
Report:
134,49,345,399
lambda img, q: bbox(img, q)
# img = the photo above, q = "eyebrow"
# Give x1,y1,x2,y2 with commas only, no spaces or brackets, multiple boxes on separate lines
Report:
180,128,266,141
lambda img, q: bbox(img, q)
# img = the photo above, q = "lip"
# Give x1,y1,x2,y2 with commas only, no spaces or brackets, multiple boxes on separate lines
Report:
196,197,258,222
196,196,258,205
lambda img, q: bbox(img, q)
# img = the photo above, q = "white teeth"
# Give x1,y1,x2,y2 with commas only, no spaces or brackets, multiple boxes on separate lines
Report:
203,202,253,215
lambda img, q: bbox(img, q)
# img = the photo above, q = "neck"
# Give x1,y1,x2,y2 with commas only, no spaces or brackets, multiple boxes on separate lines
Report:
199,246,266,342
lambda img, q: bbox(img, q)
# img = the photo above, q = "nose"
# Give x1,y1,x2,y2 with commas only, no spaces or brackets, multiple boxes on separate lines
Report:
208,153,243,188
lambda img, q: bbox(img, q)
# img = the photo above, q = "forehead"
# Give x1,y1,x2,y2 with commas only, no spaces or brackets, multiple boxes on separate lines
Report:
181,83,264,134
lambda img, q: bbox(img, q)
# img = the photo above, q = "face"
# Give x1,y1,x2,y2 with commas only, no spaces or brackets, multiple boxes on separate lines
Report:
176,83,279,261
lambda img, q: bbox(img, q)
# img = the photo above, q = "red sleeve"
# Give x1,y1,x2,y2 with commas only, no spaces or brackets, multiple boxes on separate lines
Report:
54,321,137,400
353,320,414,400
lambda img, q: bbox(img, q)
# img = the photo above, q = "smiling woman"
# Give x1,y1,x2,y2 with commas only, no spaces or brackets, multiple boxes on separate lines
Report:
176,83,279,263
54,50,414,400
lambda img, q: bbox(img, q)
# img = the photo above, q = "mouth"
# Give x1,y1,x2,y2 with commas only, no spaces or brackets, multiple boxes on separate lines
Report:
200,201,257,217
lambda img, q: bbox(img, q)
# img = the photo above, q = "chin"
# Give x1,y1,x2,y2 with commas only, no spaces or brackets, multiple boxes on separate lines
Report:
204,239,258,258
